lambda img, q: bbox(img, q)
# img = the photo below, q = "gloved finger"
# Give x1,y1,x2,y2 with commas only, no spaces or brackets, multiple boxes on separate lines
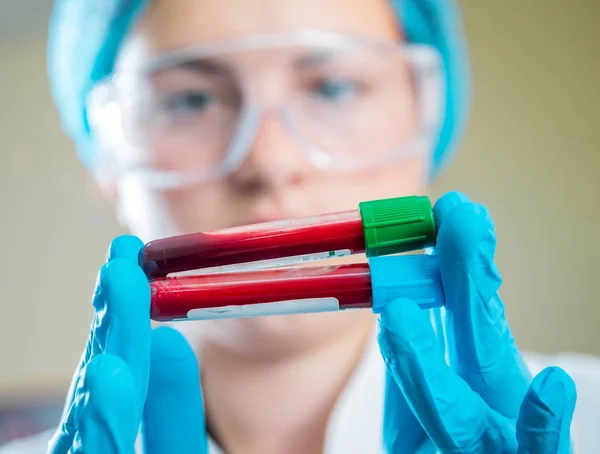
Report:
435,193,531,418
427,192,472,362
432,191,470,231
378,297,517,453
516,367,577,454
92,250,151,403
383,370,428,453
106,234,145,262
143,327,208,454
71,354,139,454
48,235,150,453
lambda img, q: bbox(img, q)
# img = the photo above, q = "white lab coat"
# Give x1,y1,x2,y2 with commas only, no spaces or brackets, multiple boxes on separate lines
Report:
2,331,599,453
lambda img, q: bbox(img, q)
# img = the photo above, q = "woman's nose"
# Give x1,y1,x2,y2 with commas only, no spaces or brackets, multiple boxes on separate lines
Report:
228,109,316,193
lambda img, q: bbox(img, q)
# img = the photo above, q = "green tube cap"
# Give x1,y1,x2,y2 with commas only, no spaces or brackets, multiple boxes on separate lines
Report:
359,196,436,257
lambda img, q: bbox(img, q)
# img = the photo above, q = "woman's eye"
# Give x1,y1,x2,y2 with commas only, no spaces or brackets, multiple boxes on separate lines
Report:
164,91,216,113
312,79,360,102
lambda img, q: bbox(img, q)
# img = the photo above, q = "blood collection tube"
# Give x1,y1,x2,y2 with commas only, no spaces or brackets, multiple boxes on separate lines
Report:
150,254,444,321
140,195,437,279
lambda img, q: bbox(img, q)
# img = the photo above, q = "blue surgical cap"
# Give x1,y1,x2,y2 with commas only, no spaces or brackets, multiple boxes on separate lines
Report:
47,0,471,178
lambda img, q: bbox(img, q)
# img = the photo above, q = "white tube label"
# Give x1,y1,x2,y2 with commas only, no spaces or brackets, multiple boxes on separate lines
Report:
184,297,340,320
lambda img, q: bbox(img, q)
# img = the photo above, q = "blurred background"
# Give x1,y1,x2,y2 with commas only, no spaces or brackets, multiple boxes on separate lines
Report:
0,0,598,445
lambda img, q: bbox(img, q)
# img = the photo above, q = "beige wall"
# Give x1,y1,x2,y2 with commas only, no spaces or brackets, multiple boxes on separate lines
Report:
0,1,598,399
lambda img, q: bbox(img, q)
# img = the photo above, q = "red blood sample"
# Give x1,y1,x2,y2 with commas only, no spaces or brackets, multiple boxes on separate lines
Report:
150,263,372,321
140,210,365,279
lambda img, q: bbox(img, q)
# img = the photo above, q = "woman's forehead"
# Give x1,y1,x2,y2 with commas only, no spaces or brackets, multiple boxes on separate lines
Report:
133,0,402,54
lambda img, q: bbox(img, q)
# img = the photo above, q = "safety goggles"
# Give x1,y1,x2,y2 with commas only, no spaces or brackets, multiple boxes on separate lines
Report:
87,30,445,189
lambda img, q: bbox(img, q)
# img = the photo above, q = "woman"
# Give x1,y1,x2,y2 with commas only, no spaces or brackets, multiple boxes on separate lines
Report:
3,0,599,452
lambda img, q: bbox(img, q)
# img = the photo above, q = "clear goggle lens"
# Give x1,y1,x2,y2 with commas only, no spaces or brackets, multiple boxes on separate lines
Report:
88,32,444,189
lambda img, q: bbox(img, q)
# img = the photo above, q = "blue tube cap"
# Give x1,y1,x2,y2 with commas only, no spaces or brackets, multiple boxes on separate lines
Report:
369,254,444,312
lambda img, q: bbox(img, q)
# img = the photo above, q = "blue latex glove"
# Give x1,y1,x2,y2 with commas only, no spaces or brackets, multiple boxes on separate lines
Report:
47,235,208,453
379,192,577,453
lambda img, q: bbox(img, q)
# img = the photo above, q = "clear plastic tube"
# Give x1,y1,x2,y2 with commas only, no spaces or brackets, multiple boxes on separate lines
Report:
141,210,365,279
150,254,444,321
140,195,438,279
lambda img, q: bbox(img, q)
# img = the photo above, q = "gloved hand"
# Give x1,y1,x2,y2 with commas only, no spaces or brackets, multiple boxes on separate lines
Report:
378,191,577,453
47,235,208,454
